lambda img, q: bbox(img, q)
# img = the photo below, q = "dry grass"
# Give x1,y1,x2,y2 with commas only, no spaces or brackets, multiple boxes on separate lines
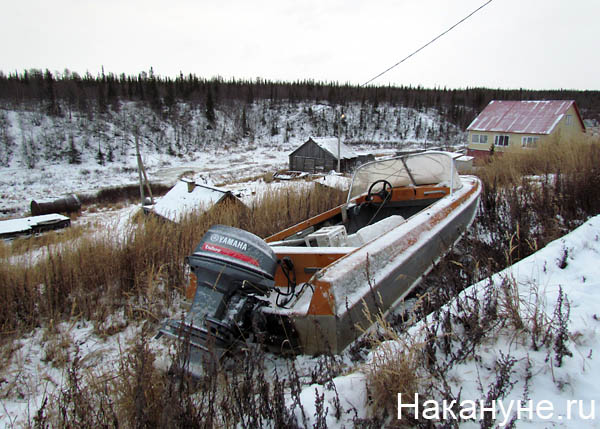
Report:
41,324,74,368
1,182,346,427
365,340,423,418
0,182,345,341
0,240,9,260
362,312,425,419
4,224,87,257
31,328,300,428
6,136,600,427
472,135,600,270
477,134,600,188
359,135,600,425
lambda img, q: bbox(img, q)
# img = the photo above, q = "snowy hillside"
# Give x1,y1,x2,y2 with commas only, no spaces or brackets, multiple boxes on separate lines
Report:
0,100,465,215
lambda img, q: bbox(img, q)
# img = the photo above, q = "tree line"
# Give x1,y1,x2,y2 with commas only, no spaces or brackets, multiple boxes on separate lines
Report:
1,68,599,129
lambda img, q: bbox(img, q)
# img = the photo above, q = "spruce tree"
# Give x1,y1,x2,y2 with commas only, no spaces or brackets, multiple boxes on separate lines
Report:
68,135,81,164
96,143,105,165
44,69,61,116
205,89,215,125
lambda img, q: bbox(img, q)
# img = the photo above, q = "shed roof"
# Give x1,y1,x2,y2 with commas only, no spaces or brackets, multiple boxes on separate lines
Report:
151,179,241,222
467,100,585,135
312,137,358,160
291,137,358,160
0,214,70,237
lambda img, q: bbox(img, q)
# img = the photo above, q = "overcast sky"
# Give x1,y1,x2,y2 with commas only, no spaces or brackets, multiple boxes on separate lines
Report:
1,0,598,90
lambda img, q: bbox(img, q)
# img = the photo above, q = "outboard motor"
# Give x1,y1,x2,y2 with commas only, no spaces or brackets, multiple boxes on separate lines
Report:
158,225,277,366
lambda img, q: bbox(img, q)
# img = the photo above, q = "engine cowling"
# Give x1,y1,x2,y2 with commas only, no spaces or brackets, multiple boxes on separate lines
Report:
158,225,277,368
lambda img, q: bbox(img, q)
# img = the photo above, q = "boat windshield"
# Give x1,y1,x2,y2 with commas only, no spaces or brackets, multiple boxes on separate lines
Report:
347,152,462,203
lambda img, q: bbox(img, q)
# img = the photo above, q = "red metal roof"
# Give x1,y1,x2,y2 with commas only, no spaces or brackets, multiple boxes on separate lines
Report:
467,100,584,135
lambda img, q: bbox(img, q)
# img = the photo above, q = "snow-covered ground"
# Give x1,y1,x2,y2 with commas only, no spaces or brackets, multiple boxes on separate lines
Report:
0,140,394,217
293,216,600,428
0,145,290,216
2,211,600,426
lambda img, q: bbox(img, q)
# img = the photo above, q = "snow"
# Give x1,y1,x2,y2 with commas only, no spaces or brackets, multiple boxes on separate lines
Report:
314,172,351,192
309,136,358,160
3,182,600,426
0,100,474,426
150,179,238,222
347,214,405,247
293,372,369,427
322,176,478,314
0,318,172,427
0,213,69,236
291,215,600,427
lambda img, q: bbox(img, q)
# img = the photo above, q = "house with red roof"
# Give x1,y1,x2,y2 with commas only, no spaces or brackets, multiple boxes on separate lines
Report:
466,100,586,160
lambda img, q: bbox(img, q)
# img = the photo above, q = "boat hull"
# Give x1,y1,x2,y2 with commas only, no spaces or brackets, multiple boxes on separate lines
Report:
267,176,481,354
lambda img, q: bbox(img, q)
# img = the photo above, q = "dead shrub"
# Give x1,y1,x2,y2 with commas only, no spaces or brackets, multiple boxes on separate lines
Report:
5,225,86,257
41,324,73,368
364,339,423,419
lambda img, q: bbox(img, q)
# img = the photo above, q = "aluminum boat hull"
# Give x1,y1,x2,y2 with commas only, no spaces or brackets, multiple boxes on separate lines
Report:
264,175,481,354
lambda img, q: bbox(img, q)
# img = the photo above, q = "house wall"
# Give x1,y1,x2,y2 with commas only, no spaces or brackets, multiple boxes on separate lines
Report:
466,105,586,159
552,104,586,140
289,140,338,172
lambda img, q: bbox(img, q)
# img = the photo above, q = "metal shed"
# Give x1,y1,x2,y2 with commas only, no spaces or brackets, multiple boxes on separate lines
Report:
289,137,358,173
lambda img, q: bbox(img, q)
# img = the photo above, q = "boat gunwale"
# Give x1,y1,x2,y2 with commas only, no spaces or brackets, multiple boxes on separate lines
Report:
265,175,481,317
265,183,452,244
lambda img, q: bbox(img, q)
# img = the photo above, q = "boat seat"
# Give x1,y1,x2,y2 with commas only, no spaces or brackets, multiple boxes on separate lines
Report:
346,215,405,247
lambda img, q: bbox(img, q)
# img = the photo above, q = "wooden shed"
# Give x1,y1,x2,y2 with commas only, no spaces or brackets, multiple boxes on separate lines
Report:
289,137,359,173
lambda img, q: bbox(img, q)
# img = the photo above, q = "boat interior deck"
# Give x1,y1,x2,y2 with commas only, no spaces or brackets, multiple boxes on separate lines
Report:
265,183,450,287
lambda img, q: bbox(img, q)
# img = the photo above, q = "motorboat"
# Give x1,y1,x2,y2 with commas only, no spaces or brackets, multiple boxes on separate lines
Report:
158,151,482,366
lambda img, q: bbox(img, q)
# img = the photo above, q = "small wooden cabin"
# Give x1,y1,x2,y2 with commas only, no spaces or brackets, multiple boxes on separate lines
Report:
289,137,359,173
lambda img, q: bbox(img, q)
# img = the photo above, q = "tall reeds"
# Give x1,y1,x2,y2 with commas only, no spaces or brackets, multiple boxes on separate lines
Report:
0,182,346,338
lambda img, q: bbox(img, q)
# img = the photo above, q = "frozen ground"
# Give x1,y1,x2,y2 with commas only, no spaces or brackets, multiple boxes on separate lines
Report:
3,214,600,427
0,99,462,217
0,144,290,217
293,216,600,428
3,146,599,426
2,152,599,426
0,141,397,218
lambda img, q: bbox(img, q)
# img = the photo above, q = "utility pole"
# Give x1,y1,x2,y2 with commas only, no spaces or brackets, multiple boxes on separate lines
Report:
337,113,345,172
135,129,153,207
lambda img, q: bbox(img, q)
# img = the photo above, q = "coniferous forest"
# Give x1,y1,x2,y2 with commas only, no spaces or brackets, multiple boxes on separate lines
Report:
0,68,599,174
1,69,600,127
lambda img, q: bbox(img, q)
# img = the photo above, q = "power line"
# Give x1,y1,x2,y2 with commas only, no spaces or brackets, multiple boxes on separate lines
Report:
362,0,493,87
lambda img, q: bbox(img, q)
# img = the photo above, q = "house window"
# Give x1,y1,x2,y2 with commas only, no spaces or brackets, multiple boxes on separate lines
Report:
522,136,539,148
471,134,488,144
494,135,510,147
566,115,573,126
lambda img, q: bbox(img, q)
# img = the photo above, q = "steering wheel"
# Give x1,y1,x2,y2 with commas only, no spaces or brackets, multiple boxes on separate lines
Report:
366,179,393,203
